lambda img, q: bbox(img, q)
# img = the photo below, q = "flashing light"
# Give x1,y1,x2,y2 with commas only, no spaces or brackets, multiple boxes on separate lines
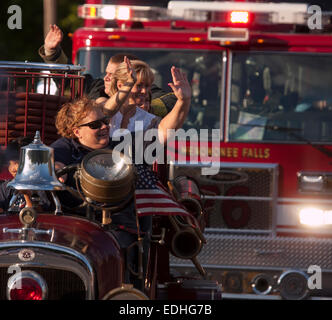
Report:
89,6,97,18
100,6,116,20
78,4,163,21
299,207,332,227
117,7,131,20
230,11,249,24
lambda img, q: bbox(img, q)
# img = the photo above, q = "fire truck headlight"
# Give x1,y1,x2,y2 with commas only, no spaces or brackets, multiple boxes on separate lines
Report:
299,208,332,226
298,174,324,192
299,208,324,226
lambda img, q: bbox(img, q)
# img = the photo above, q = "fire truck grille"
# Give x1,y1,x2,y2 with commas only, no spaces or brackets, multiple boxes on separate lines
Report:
0,266,86,300
170,163,277,231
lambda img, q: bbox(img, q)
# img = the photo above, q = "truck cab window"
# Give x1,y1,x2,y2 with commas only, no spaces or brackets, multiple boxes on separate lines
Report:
229,52,332,143
77,49,222,133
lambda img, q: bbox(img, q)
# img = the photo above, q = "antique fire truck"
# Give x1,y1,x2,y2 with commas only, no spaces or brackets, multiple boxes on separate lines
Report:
0,62,221,300
70,0,332,300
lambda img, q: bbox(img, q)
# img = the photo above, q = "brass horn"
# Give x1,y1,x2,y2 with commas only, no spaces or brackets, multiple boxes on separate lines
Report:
8,131,63,191
173,176,203,217
170,176,206,232
167,176,207,277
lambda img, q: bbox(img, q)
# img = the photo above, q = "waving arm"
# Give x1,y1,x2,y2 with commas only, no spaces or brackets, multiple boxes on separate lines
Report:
158,66,191,144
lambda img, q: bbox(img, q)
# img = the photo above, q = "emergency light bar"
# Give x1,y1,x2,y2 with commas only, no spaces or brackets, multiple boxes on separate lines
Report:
78,1,311,26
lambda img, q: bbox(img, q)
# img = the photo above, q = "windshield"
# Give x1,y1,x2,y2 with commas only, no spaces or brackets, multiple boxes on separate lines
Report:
77,48,222,132
229,52,332,143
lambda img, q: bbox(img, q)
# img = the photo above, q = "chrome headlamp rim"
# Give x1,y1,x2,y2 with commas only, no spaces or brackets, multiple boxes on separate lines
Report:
277,269,309,300
81,149,133,184
79,149,135,204
7,270,48,300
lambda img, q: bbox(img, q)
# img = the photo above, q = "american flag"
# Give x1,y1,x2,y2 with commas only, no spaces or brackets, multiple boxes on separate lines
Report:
134,165,195,222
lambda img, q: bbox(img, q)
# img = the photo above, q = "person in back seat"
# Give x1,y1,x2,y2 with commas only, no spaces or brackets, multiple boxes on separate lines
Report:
38,24,177,118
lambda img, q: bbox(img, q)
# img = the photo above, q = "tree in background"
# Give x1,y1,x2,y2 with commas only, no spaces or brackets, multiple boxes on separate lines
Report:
0,0,83,62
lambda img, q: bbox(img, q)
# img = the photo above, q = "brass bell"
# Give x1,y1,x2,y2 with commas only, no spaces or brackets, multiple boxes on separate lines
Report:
7,131,63,191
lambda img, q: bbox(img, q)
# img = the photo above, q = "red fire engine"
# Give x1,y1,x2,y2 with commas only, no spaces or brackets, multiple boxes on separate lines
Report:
8,0,332,300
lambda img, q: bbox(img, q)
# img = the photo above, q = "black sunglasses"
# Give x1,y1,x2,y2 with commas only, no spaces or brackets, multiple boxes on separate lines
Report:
78,116,110,130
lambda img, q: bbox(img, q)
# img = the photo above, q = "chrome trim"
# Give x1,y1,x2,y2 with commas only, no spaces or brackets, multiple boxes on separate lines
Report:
223,293,332,300
169,160,278,180
203,195,272,201
3,227,53,236
170,160,278,170
205,228,271,235
278,269,308,285
8,194,19,211
0,241,95,299
225,50,232,142
50,192,62,214
0,61,85,72
223,293,282,300
220,50,227,141
278,197,332,205
251,273,273,295
277,270,309,300
170,262,332,273
271,159,279,236
7,270,48,300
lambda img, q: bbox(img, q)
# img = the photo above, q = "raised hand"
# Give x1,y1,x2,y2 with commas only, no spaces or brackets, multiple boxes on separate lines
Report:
44,24,63,52
124,56,137,84
168,66,191,102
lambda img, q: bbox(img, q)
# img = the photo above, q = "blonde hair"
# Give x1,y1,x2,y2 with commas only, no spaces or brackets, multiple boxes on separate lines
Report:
55,96,103,138
109,60,154,96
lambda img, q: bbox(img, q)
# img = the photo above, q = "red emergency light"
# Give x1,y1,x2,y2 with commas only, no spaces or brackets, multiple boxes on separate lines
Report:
229,11,250,24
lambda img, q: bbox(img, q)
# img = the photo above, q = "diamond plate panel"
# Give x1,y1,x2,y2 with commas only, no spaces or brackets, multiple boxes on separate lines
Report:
171,233,332,271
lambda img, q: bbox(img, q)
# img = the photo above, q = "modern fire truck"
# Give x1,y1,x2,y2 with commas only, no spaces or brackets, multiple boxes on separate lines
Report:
71,0,332,299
